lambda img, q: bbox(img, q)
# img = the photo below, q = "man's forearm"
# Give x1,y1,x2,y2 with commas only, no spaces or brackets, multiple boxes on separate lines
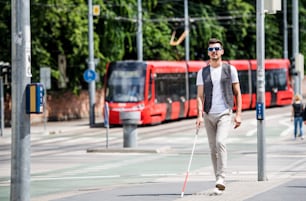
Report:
235,95,242,116
197,97,203,117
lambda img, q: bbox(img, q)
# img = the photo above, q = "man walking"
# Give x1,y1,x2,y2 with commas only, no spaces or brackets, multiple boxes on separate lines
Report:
195,38,242,193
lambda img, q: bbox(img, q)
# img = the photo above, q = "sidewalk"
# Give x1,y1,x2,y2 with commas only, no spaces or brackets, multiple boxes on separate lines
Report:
177,178,300,201
3,116,306,201
49,175,306,201
48,167,306,201
28,120,306,201
30,119,94,135
51,125,306,201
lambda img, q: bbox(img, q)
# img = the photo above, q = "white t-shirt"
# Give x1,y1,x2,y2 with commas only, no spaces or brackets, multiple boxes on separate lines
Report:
196,64,239,114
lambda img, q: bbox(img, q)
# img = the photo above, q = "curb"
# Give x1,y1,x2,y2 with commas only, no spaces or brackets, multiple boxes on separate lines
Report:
86,146,172,154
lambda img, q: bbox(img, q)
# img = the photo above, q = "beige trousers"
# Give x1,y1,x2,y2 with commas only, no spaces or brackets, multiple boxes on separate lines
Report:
204,109,231,180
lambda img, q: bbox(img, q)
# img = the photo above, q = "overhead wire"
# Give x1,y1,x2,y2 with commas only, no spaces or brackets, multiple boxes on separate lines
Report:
0,1,257,31
27,1,255,24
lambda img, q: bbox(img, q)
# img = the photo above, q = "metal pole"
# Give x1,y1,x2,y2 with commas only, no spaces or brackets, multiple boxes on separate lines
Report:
106,126,109,148
104,102,109,148
292,0,300,94
184,0,189,61
11,0,31,200
256,0,266,181
283,0,288,59
137,0,143,61
43,88,47,134
184,0,190,103
292,0,299,56
88,0,96,126
0,77,3,136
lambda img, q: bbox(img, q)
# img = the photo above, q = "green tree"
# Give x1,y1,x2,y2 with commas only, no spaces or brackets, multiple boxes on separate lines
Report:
0,1,11,62
298,2,306,74
31,0,103,92
216,0,256,59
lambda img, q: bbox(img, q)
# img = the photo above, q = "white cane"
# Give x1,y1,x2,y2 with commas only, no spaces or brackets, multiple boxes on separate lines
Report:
181,128,199,198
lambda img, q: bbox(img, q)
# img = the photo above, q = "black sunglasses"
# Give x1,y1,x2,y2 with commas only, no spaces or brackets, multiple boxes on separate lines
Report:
208,47,222,52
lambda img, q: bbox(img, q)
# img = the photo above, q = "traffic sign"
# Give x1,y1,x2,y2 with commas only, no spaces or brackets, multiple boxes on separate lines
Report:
40,67,51,89
83,69,96,83
256,102,264,120
93,5,100,16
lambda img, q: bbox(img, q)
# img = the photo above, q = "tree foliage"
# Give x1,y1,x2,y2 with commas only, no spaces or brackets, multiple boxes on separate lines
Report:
0,0,305,93
30,0,96,92
0,1,11,61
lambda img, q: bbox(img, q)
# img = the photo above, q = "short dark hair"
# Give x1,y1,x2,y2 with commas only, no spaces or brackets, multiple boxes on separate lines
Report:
208,38,223,48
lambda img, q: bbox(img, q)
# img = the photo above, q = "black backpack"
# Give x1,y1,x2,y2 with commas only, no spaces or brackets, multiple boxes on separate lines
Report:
293,103,304,117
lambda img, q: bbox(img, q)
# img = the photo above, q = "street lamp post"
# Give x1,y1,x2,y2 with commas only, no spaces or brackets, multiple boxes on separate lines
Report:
256,0,282,182
87,0,96,127
11,0,32,200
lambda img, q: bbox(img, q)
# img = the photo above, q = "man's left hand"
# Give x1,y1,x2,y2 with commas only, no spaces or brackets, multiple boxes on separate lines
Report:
233,116,241,129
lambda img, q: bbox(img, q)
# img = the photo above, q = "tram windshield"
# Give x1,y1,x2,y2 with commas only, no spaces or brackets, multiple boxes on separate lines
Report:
105,62,146,102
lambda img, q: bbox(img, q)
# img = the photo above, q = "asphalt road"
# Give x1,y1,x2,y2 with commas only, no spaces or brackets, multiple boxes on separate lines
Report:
1,105,306,201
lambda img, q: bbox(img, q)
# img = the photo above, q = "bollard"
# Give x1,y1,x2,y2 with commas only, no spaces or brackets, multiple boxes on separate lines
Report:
119,111,140,148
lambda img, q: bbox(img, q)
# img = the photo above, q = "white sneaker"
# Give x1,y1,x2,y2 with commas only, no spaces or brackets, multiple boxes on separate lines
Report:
216,177,225,191
213,187,223,195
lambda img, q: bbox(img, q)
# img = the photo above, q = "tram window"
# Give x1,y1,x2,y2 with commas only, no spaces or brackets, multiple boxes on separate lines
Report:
275,69,287,90
238,70,249,94
148,73,152,100
251,71,257,93
189,72,197,99
265,69,287,91
155,73,186,103
251,69,288,93
265,72,274,91
155,79,166,102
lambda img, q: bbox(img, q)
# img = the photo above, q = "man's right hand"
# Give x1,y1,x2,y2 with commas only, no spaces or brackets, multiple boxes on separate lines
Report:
196,116,203,129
